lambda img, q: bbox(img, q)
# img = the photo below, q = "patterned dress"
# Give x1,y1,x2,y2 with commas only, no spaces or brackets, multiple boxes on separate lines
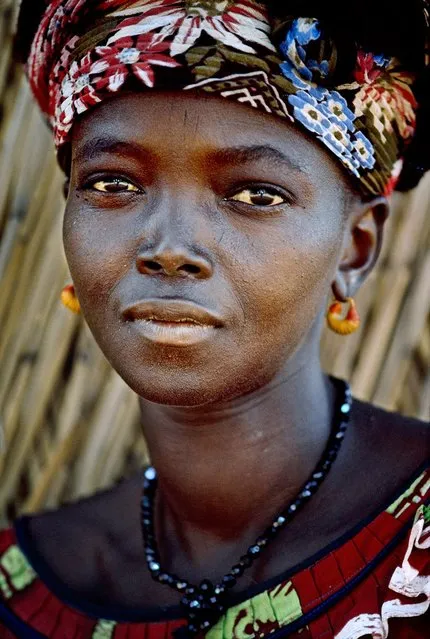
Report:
0,466,428,639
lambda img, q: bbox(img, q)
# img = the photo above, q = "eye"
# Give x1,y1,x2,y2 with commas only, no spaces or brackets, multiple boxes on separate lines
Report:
89,178,140,193
229,187,289,207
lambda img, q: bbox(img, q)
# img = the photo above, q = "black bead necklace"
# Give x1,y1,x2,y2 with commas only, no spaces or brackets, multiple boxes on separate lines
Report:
141,376,352,639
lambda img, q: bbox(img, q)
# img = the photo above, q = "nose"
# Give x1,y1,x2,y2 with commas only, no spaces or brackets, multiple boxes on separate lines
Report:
135,194,215,279
136,240,213,280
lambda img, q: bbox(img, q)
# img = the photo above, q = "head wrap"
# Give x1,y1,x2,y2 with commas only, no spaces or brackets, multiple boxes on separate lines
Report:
27,0,420,196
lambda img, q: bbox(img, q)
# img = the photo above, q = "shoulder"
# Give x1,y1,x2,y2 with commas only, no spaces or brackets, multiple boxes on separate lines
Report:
327,396,429,535
13,471,143,596
351,397,429,472
352,396,429,434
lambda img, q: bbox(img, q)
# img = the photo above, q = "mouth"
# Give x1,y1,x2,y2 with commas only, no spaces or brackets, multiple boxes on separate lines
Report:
122,299,224,326
122,299,223,345
139,317,206,326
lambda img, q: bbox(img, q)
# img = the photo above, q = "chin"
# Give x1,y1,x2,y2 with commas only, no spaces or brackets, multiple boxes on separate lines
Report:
114,362,267,408
92,325,287,407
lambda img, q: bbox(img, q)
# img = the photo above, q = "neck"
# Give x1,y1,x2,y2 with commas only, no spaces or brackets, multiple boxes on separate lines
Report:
139,346,337,555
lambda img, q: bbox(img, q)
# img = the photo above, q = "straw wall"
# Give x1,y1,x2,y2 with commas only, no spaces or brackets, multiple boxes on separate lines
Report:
0,1,429,526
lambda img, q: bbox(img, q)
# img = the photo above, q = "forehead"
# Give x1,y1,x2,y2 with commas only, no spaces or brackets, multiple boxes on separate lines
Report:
71,90,348,186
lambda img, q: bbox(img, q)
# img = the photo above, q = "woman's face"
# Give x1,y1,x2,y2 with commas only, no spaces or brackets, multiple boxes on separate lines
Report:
65,91,350,406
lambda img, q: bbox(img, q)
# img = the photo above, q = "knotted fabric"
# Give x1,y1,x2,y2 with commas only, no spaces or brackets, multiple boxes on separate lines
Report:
27,0,419,196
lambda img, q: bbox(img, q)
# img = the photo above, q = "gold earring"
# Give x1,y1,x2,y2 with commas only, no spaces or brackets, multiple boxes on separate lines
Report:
61,284,81,314
326,297,360,335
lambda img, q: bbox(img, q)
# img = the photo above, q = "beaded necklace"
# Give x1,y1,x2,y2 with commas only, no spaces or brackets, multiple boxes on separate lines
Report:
141,376,352,638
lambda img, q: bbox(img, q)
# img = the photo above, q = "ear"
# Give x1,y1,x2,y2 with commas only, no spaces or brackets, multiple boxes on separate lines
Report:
332,196,389,301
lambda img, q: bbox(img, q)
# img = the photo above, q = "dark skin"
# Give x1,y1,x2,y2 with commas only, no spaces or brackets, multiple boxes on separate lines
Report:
26,91,429,612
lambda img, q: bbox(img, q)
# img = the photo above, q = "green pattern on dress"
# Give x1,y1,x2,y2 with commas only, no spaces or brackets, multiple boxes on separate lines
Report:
269,581,302,626
0,570,12,599
386,473,426,516
92,619,117,638
206,580,302,638
0,545,36,591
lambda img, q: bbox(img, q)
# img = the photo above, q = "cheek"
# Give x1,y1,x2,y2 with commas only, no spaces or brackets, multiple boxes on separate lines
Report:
63,200,134,305
239,213,342,349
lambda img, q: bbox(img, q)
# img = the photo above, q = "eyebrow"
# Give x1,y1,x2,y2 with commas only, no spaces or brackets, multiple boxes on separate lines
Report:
75,136,153,163
208,145,304,172
75,137,303,173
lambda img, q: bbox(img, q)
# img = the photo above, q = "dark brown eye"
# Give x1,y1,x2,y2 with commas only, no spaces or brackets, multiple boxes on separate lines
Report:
91,179,139,193
230,187,286,206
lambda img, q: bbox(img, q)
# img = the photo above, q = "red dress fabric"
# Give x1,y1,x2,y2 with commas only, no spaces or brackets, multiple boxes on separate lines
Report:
0,466,428,639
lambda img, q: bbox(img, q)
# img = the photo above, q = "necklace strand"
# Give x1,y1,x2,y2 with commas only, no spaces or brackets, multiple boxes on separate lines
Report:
140,376,352,638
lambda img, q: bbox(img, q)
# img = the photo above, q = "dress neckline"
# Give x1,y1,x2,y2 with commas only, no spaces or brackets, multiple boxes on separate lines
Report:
12,461,429,624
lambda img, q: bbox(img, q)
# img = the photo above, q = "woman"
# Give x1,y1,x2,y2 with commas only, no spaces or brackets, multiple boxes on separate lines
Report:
0,0,428,637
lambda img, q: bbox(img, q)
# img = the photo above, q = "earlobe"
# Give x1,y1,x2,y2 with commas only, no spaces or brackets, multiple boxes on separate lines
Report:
332,196,389,300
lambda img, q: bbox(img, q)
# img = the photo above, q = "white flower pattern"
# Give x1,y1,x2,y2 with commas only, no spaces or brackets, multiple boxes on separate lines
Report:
107,0,275,56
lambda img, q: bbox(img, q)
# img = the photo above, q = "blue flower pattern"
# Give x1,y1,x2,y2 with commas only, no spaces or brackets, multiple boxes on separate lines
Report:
279,18,376,177
353,131,376,170
373,54,390,69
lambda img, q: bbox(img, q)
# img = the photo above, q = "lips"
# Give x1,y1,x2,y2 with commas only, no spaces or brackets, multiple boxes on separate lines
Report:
122,299,224,327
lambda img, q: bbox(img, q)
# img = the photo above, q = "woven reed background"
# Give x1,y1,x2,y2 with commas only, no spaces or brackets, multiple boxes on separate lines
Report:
0,1,429,527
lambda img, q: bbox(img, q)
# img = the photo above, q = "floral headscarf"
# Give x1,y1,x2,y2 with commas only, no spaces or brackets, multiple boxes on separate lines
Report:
27,0,419,196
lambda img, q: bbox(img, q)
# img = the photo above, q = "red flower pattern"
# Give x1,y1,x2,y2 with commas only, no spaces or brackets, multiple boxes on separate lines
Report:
108,0,275,56
353,55,417,143
92,34,181,90
58,52,102,126
354,52,384,84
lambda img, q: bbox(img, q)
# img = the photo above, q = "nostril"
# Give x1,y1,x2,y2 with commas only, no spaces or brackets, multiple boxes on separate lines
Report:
180,264,200,275
143,261,162,272
138,258,207,277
